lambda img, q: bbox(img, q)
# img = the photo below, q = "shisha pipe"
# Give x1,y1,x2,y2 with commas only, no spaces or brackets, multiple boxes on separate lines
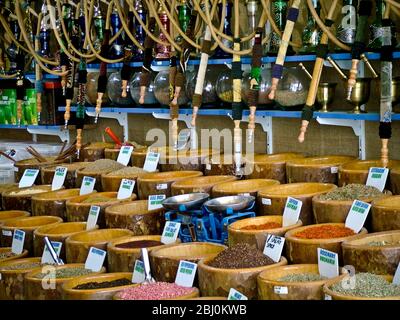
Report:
35,12,43,123
268,0,301,100
76,56,87,159
95,29,110,123
298,0,338,143
169,50,178,149
121,2,135,98
15,51,25,127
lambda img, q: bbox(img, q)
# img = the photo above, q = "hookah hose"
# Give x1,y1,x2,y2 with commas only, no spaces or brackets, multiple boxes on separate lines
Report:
76,57,87,159
121,5,135,98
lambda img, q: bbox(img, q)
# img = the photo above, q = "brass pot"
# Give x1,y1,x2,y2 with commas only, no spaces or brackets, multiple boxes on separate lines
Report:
317,83,337,113
344,78,371,114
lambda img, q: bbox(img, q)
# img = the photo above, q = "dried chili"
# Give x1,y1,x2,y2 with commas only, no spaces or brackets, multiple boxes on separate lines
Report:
294,225,355,239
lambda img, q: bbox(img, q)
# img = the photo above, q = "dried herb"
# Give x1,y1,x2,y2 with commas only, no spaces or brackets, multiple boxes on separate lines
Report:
317,184,383,201
0,252,16,260
82,196,114,203
368,240,400,246
106,167,145,176
278,273,324,282
34,267,93,279
81,159,125,173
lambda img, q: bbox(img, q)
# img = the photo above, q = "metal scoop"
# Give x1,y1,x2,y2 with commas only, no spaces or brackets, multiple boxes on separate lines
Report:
44,237,64,265
141,248,155,283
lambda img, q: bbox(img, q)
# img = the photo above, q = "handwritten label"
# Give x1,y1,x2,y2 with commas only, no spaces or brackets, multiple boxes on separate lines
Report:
11,229,25,254
132,260,145,284
263,234,285,262
262,198,272,205
282,197,302,227
86,205,100,230
143,152,160,172
175,260,197,287
330,166,338,174
156,183,168,190
80,176,96,195
117,179,135,200
117,146,133,166
161,221,181,244
345,200,371,233
366,167,389,192
318,248,339,279
41,241,62,264
148,194,166,211
85,247,106,272
19,169,39,188
228,288,248,300
274,286,288,295
51,166,68,191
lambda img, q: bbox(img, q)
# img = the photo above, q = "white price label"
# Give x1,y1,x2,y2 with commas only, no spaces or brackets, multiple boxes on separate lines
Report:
132,260,145,284
206,164,211,170
86,205,100,230
345,200,371,233
117,179,135,200
263,234,285,263
148,194,166,211
262,198,271,205
51,166,68,191
143,152,160,172
80,176,96,195
324,294,332,300
175,260,197,287
318,248,339,279
117,146,133,166
393,263,400,285
239,193,250,196
282,197,302,227
85,247,106,272
156,183,168,190
161,221,181,244
11,229,25,254
41,241,62,264
274,286,288,295
228,288,248,300
330,166,338,174
366,167,389,192
19,169,39,188
2,230,12,236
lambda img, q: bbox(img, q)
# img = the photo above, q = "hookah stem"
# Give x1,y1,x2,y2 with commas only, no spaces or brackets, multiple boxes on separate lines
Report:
169,49,178,148
35,21,43,124
269,0,301,100
76,57,87,159
95,30,110,123
121,3,135,98
346,0,372,99
139,17,156,104
298,0,338,143
16,51,25,127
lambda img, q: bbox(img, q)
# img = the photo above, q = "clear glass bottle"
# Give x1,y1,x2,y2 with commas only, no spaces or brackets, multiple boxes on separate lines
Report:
246,1,261,49
336,0,357,50
214,0,233,58
268,0,290,56
133,0,147,61
156,0,171,60
300,0,322,53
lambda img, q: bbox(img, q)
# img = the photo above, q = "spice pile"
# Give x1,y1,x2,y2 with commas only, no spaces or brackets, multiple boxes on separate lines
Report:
330,273,400,298
240,222,281,231
106,167,145,176
368,240,400,246
116,282,196,300
294,225,355,239
80,159,125,173
208,243,274,269
0,262,42,270
278,273,324,282
317,184,383,201
73,278,132,290
116,240,163,249
82,196,114,203
275,90,307,107
0,251,16,260
34,267,93,279
8,188,49,196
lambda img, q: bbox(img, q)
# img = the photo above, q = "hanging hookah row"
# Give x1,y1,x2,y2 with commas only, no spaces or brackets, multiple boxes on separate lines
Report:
0,0,399,168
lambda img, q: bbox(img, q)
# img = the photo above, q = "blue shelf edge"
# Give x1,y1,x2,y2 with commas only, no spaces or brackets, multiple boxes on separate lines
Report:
0,124,63,130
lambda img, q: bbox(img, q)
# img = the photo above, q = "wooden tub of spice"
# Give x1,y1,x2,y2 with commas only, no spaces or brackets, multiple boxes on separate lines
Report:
285,223,368,264
171,175,237,196
81,142,115,162
0,210,30,226
131,147,149,168
33,222,97,259
149,242,227,283
24,263,106,300
101,166,146,192
211,179,280,198
338,159,400,189
0,216,63,253
228,216,303,248
312,184,390,224
204,154,246,176
66,192,136,228
0,247,28,263
286,156,355,184
198,243,287,299
2,185,53,212
342,230,400,275
41,162,92,188
0,183,18,210
76,159,126,192
0,257,42,300
257,183,337,225
105,200,164,235
257,264,348,300
137,171,203,200
244,153,305,183
371,195,400,232
160,149,220,172
65,228,133,263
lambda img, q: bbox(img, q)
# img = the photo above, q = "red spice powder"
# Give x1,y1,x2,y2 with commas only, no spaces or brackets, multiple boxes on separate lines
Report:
240,222,281,231
294,225,355,239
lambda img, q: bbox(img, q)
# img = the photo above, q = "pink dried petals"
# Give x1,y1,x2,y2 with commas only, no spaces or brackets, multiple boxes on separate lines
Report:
117,282,195,300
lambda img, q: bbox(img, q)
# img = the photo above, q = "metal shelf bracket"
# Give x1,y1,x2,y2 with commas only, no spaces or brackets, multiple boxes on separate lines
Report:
86,111,129,142
26,127,70,143
152,112,193,128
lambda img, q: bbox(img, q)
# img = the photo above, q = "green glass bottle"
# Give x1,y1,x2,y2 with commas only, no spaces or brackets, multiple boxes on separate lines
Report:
300,0,322,53
268,0,291,56
177,0,191,43
336,0,357,50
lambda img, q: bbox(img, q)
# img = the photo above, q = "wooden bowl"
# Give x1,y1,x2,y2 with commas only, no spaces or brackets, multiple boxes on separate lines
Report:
0,257,42,300
257,264,348,300
101,170,146,193
149,242,227,283
342,230,400,275
131,147,148,168
0,210,30,226
66,192,136,228
198,256,287,299
204,154,245,176
0,247,28,263
31,188,82,219
285,223,368,264
245,153,305,183
228,216,303,248
61,272,136,300
0,183,18,210
81,143,115,162
0,216,63,253
286,155,356,184
105,200,164,235
338,159,400,189
257,183,337,225
104,148,123,162
323,274,400,300
33,222,96,259
159,149,220,172
113,285,200,300
137,171,203,200
211,178,280,198
41,162,92,188
171,175,237,196
65,228,133,263
390,167,400,195
2,185,53,212
372,195,400,232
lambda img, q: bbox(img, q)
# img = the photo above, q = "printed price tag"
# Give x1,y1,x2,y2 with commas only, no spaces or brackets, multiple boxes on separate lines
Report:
274,286,288,295
132,260,145,284
330,166,338,174
156,183,167,190
345,200,371,233
262,198,271,205
143,152,160,172
228,288,248,300
117,179,135,200
85,247,106,272
324,294,332,300
51,166,68,191
175,260,197,287
11,229,25,254
2,230,12,237
263,234,285,262
318,248,339,279
239,193,250,196
86,205,100,230
206,164,211,170
148,194,166,211
19,169,39,188
366,167,389,192
80,176,96,195
282,197,302,227
393,263,400,285
161,221,181,244
117,146,133,166
41,241,62,264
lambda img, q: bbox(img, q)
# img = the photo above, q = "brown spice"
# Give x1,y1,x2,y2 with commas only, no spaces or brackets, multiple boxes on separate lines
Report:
294,225,355,239
82,196,114,203
116,240,163,249
240,222,281,231
73,278,132,290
